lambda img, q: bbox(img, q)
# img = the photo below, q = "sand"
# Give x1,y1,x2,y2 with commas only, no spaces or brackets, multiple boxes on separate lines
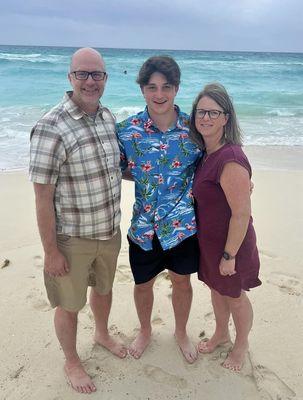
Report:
0,146,302,400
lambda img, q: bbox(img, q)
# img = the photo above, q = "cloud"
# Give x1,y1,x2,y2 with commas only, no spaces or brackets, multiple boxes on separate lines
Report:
1,0,303,52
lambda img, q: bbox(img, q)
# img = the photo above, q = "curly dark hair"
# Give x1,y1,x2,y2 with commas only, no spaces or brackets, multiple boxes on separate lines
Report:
136,56,181,87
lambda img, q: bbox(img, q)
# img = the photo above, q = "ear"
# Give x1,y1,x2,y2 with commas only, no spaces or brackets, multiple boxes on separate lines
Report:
68,72,72,84
223,113,229,126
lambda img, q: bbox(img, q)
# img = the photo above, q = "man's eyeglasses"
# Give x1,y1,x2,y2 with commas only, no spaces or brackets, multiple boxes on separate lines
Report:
71,71,107,81
195,109,227,120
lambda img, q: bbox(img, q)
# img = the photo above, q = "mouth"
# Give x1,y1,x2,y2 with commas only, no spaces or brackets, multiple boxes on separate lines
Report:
153,100,167,105
82,88,99,94
200,123,213,127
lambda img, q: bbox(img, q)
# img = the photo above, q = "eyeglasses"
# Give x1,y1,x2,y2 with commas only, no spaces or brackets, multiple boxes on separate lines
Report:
195,109,227,120
71,71,107,81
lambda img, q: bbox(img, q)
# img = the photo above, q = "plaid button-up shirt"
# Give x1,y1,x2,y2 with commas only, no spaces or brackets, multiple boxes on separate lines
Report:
29,92,121,240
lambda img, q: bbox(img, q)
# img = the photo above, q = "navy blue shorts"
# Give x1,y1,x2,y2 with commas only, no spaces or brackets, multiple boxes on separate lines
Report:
128,234,199,284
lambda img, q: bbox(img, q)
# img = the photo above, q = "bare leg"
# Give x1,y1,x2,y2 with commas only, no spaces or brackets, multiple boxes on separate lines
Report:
169,271,197,364
223,291,253,371
198,289,231,353
54,306,96,394
129,278,156,359
90,288,127,358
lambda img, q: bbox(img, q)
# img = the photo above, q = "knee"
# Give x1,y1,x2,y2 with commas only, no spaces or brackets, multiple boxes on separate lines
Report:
135,279,155,293
170,274,191,291
56,306,78,320
227,294,246,310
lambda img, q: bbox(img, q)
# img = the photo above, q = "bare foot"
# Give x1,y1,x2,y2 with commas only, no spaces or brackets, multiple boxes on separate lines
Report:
128,330,151,359
64,362,96,394
198,333,231,354
222,343,248,372
94,333,127,359
175,333,198,364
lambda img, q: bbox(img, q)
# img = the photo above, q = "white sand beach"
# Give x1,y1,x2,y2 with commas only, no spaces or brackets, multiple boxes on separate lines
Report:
1,146,302,400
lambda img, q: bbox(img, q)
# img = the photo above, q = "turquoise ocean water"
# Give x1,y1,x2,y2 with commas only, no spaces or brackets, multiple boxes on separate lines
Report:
0,45,302,170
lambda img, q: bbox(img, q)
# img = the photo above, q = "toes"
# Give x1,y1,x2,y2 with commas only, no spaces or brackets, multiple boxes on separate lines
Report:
133,351,141,359
198,341,210,353
128,347,135,356
222,361,241,372
88,383,97,393
119,348,128,358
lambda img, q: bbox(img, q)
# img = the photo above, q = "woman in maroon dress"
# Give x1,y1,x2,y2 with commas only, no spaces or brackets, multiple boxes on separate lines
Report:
190,83,261,371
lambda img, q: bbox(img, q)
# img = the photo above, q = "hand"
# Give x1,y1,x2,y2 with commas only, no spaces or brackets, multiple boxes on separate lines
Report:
219,258,236,277
44,249,70,277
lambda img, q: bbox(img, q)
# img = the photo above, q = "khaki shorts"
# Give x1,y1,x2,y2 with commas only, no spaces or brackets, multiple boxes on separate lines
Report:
44,228,121,312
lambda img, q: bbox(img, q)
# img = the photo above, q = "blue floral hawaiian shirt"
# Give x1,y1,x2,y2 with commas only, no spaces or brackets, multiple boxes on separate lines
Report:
116,106,202,251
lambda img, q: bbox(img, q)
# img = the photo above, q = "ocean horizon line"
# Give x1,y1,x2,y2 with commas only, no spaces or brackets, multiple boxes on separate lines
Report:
0,43,302,56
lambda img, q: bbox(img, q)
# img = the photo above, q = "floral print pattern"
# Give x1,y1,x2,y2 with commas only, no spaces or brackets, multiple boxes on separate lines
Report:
116,106,202,251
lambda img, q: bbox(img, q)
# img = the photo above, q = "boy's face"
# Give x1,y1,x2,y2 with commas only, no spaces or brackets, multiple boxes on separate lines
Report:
141,72,178,117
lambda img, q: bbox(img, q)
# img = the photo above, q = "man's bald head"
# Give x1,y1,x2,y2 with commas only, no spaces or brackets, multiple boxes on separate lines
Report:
68,47,107,114
70,47,105,72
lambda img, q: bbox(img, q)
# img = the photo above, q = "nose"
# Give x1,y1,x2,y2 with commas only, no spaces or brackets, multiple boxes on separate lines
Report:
202,111,211,120
154,88,165,97
86,74,95,84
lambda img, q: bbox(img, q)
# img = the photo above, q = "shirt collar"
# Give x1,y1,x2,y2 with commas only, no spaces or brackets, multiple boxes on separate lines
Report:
141,105,188,133
63,91,104,120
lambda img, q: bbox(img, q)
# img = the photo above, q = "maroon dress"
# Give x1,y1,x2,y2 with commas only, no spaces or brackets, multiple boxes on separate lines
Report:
193,144,261,298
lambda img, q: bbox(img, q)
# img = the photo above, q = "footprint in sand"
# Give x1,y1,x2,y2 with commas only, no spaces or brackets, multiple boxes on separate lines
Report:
157,271,171,281
31,298,52,312
267,273,302,296
252,364,296,399
259,249,279,260
143,364,187,389
204,311,214,321
152,316,164,326
27,289,52,311
116,265,133,283
33,255,43,268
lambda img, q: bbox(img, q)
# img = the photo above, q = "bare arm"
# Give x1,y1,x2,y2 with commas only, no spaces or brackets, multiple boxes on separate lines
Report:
34,183,69,277
218,162,251,276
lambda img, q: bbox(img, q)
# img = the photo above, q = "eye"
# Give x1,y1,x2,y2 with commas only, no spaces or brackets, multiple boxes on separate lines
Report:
209,111,220,118
75,71,88,79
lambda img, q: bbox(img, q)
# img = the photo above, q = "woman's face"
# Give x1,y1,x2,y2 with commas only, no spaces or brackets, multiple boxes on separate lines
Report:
195,95,228,141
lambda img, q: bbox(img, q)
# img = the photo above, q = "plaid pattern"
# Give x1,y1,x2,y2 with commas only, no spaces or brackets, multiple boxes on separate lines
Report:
29,92,121,240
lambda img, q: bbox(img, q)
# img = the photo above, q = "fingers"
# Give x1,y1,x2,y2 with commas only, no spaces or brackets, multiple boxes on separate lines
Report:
220,270,236,277
45,266,69,277
64,262,70,273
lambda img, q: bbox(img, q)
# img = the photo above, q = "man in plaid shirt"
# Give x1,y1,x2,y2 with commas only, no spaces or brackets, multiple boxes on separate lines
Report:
29,48,126,394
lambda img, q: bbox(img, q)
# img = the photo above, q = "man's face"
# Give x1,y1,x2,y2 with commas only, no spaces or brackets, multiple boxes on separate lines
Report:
68,51,107,113
141,72,178,117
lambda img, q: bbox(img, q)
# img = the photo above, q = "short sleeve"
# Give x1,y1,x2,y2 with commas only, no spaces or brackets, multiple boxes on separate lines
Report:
29,122,66,184
115,122,128,171
216,146,252,183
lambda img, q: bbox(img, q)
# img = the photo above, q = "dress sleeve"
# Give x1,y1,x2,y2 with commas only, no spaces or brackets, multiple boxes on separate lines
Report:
215,146,252,183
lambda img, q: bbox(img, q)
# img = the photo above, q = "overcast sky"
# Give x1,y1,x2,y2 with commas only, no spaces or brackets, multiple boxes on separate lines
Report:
1,0,302,52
